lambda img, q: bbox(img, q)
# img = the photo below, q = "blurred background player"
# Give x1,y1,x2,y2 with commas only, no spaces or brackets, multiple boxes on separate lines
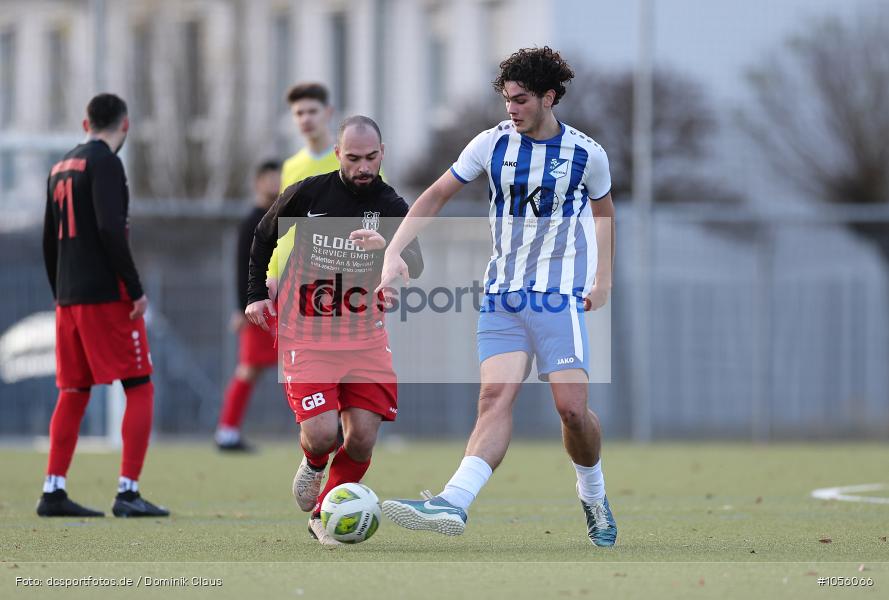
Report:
281,83,337,191
379,47,617,546
268,82,386,293
215,160,282,452
38,94,169,518
266,82,336,293
218,84,338,452
245,116,422,546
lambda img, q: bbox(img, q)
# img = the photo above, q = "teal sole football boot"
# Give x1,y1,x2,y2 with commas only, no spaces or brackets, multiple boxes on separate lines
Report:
382,491,467,536
580,494,617,547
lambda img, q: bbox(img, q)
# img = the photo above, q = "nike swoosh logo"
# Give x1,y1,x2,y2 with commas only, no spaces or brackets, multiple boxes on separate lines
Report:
423,500,457,513
307,211,327,217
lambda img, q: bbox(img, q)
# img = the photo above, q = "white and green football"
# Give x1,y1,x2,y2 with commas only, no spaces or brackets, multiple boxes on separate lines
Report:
320,483,382,544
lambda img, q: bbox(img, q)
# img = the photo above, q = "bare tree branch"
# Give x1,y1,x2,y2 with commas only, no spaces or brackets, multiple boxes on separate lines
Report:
405,65,740,205
743,7,889,210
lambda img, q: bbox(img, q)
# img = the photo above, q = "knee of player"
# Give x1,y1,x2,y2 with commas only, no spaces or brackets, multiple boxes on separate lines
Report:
302,429,338,455
555,402,586,429
477,384,514,416
343,430,377,459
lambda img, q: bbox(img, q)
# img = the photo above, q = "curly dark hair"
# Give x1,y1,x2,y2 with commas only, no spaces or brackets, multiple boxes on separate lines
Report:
493,47,575,105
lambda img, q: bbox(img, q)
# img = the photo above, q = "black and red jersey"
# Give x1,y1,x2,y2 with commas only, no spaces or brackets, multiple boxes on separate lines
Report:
247,171,423,349
42,139,143,306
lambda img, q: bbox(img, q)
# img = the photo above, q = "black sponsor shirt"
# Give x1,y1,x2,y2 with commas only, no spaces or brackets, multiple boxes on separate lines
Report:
42,140,144,306
247,171,423,348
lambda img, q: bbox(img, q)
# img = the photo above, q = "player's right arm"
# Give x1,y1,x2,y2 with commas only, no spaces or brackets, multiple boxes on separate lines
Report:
378,128,492,295
377,172,461,294
233,209,258,330
245,183,304,330
265,224,295,283
42,176,58,300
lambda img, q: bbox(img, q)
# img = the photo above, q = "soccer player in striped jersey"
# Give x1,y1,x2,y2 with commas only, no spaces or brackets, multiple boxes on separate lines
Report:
378,47,617,547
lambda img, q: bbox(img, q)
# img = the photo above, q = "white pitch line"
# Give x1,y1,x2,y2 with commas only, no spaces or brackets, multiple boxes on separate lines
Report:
811,483,889,505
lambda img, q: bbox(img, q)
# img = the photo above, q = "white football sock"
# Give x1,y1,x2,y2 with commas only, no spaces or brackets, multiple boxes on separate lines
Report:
574,460,606,504
118,476,139,493
43,475,66,493
215,427,240,445
438,456,493,511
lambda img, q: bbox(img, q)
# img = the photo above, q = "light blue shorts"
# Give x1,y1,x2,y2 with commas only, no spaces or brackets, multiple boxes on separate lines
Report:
477,291,589,381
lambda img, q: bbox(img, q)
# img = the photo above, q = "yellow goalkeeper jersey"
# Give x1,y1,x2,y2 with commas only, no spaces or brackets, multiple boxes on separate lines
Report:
267,147,339,278
280,147,340,193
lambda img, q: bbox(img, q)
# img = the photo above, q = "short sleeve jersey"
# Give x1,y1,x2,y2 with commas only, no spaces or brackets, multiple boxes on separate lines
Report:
450,120,611,298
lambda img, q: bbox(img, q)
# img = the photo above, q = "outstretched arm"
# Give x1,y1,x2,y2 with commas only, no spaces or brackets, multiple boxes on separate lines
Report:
376,170,463,294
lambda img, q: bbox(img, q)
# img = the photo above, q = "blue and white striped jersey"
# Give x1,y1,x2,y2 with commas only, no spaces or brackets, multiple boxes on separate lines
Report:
450,120,611,298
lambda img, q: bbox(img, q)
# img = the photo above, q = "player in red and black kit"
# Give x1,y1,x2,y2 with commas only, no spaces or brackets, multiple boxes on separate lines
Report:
38,94,168,518
245,116,422,546
215,160,281,452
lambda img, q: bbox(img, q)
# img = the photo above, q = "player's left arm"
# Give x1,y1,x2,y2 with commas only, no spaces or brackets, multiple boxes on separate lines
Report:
584,145,615,312
586,192,615,311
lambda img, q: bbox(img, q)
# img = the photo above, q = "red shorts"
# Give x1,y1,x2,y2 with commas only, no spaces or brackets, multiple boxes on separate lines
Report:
55,301,152,388
238,321,277,367
283,344,397,423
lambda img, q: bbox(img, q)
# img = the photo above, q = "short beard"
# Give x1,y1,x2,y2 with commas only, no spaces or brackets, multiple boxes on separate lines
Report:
339,170,377,195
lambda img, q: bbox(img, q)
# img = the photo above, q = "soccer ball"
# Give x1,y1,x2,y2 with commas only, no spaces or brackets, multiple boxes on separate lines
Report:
320,483,382,544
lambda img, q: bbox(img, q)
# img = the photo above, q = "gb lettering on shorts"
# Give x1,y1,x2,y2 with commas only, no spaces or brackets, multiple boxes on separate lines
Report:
301,392,326,412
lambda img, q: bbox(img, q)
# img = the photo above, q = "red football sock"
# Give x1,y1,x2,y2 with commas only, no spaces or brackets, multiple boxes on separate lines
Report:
302,442,334,471
120,381,154,480
313,447,371,514
46,389,91,476
219,377,254,428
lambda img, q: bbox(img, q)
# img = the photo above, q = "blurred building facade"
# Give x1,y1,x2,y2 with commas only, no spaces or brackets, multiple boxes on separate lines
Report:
0,0,553,217
2,1,889,442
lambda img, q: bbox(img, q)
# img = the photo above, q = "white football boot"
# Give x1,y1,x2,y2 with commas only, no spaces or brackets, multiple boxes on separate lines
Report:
308,516,342,548
292,457,325,512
